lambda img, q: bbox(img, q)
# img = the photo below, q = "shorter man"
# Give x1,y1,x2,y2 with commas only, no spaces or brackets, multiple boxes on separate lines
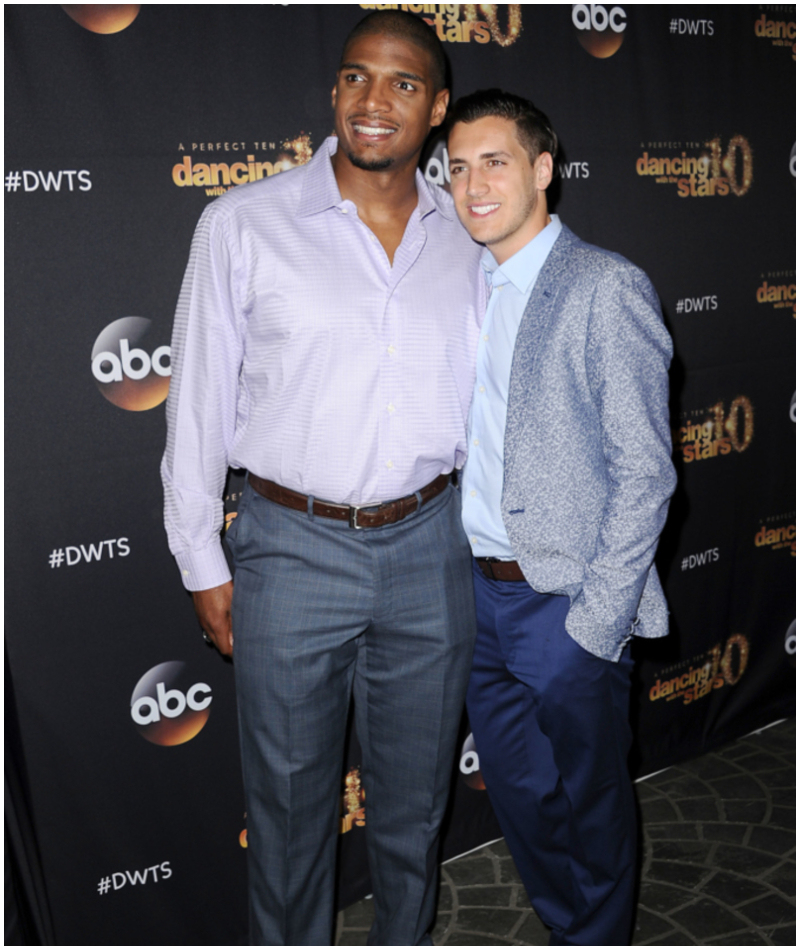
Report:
447,90,676,946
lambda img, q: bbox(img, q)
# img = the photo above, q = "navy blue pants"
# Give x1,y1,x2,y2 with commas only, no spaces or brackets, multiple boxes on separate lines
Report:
226,481,476,946
467,564,637,946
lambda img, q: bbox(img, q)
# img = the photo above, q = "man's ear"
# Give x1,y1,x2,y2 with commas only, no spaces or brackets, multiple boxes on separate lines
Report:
535,151,554,191
429,88,450,128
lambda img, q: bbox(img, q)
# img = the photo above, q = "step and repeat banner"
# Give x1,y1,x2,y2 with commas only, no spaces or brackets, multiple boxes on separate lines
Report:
5,4,795,945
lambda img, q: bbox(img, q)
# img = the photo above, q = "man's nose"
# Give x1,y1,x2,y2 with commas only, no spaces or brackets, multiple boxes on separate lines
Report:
359,78,391,114
466,169,488,196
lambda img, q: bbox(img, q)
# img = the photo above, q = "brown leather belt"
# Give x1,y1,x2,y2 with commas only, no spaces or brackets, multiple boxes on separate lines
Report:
247,472,451,529
475,558,526,582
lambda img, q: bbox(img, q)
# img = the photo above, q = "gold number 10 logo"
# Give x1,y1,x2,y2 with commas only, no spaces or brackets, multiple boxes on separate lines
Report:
711,396,754,452
706,136,754,196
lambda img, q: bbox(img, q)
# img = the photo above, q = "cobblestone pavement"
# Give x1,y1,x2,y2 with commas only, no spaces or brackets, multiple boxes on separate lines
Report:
336,719,795,946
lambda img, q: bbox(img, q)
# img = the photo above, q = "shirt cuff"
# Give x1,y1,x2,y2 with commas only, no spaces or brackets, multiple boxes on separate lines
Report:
175,543,232,592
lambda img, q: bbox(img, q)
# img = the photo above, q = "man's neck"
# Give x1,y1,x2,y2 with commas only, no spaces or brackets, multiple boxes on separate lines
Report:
492,212,552,266
331,147,420,221
330,147,423,264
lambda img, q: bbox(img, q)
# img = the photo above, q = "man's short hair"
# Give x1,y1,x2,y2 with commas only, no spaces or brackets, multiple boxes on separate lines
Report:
448,88,558,164
342,10,448,92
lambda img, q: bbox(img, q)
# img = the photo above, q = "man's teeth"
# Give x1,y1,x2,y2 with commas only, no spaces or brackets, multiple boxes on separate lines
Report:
354,125,395,135
471,204,500,216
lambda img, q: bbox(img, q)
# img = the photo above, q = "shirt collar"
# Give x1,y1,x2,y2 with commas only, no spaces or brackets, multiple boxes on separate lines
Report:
297,136,447,221
481,214,562,293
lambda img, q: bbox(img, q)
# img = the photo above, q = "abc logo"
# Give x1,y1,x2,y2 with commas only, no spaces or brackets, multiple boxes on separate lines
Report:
459,732,486,791
130,661,212,746
91,317,171,411
786,620,796,658
424,139,451,189
572,4,627,59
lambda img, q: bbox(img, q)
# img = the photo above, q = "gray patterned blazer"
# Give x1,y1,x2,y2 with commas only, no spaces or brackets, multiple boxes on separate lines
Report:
501,225,677,661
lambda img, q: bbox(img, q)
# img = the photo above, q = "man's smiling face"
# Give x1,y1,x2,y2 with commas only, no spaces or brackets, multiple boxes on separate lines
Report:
448,114,552,263
332,32,448,173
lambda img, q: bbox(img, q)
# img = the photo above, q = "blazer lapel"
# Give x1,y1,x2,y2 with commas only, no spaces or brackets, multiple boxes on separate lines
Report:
507,226,577,408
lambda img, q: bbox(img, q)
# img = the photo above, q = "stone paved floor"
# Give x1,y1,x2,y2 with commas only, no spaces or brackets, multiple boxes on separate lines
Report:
336,718,795,946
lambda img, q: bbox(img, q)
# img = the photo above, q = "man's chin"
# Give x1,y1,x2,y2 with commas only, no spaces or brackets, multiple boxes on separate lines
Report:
459,221,493,246
346,149,394,172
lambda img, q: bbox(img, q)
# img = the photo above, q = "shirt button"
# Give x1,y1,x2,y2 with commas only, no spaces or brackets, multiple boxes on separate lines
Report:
387,403,396,414
478,385,486,394
387,345,396,355
182,569,190,577
386,460,394,469
470,537,477,545
470,490,477,498
473,439,479,446
483,334,489,342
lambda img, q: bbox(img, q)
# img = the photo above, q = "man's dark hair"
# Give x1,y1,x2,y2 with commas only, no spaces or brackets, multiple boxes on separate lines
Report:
342,11,448,92
447,88,558,164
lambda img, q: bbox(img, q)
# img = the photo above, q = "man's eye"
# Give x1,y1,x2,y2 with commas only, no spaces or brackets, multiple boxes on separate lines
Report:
450,166,465,176
398,81,416,91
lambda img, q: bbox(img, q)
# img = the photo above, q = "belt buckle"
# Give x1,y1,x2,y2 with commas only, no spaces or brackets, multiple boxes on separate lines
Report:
348,503,373,529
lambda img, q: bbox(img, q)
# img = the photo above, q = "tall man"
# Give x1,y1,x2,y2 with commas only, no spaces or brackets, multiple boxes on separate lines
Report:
162,13,484,946
447,90,676,946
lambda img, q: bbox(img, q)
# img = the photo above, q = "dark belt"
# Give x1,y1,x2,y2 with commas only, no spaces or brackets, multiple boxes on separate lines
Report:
475,557,526,582
247,472,451,529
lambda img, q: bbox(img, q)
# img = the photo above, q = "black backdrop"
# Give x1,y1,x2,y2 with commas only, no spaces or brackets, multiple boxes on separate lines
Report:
5,5,795,945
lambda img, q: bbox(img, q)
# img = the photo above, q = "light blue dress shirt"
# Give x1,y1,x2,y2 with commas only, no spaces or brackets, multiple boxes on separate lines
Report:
461,215,562,558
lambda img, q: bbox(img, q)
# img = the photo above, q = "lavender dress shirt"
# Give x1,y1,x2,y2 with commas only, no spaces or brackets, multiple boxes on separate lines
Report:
162,137,484,591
